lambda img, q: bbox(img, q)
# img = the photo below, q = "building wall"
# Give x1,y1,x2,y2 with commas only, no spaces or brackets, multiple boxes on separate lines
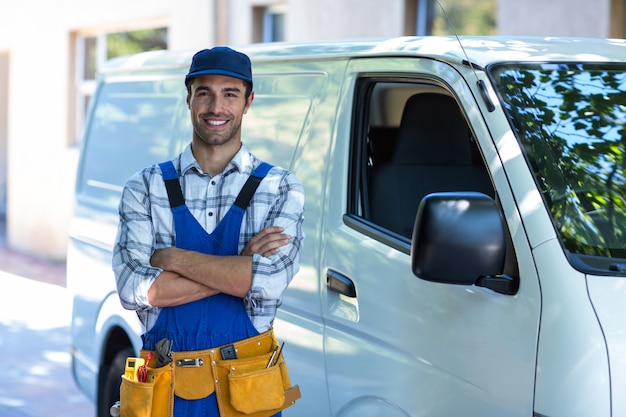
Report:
498,0,612,37
284,0,405,42
0,0,621,259
0,53,7,219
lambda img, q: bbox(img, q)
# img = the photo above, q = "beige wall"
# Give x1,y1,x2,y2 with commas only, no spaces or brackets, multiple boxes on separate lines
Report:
0,53,7,219
0,0,621,259
284,0,405,42
498,0,612,37
6,5,71,259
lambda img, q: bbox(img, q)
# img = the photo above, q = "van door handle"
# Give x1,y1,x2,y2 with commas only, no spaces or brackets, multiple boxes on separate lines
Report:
326,270,357,298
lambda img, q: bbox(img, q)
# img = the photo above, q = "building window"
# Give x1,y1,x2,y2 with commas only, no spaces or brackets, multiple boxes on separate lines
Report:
106,28,168,59
405,0,496,36
405,0,435,35
253,5,286,43
72,27,168,145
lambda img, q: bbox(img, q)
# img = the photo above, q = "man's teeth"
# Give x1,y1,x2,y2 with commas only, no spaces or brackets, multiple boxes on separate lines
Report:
208,120,227,126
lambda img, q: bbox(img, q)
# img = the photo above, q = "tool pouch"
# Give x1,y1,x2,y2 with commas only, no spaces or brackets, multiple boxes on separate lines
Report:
211,329,300,417
119,360,172,417
228,362,285,413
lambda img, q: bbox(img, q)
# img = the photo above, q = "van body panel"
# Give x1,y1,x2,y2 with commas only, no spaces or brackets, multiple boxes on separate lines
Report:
67,218,144,400
67,212,117,403
69,37,626,417
587,275,626,416
533,239,611,416
67,242,137,401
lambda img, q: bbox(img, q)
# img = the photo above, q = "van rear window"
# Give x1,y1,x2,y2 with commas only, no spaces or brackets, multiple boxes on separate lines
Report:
77,78,187,211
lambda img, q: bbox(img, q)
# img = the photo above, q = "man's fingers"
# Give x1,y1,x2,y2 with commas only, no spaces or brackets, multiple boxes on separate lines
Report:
260,236,290,254
242,226,290,257
254,234,289,256
256,226,284,238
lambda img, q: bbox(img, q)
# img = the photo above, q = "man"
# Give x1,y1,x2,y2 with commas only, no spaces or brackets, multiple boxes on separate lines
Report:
112,46,305,416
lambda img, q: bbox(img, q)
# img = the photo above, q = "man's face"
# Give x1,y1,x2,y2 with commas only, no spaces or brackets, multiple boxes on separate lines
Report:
187,74,253,147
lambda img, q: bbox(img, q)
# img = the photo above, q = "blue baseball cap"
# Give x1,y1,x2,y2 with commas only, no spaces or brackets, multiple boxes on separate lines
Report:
185,47,252,86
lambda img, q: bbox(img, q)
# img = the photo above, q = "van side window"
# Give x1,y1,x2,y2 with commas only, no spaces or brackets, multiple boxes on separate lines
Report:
77,78,187,211
350,81,495,240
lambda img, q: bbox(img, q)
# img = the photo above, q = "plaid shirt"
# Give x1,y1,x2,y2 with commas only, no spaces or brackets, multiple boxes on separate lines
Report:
112,143,305,332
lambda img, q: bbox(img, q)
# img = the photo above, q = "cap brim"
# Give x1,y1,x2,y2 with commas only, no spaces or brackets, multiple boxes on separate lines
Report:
186,69,252,82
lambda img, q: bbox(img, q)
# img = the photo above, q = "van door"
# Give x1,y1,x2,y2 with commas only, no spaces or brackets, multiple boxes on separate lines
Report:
319,57,542,416
243,65,348,417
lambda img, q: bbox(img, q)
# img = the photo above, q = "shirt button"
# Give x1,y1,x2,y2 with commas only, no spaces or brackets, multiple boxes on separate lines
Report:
211,180,216,185
208,212,214,217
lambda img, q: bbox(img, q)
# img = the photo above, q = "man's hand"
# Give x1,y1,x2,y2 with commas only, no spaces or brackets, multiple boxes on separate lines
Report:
150,247,179,271
241,226,290,257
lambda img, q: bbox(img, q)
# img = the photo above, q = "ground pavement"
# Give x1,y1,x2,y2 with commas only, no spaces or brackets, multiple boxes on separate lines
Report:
0,219,95,417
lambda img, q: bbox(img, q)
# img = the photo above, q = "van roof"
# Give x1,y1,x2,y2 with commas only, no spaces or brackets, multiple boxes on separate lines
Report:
100,36,626,75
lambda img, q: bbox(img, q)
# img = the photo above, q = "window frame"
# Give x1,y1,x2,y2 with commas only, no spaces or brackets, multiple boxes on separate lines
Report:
346,76,429,254
345,74,495,254
71,26,168,146
253,4,287,43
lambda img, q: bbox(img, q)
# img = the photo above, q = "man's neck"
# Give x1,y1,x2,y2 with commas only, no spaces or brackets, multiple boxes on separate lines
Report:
191,139,242,176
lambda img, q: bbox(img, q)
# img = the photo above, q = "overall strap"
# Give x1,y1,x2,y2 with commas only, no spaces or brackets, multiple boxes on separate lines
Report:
233,162,273,209
159,161,185,208
158,161,273,210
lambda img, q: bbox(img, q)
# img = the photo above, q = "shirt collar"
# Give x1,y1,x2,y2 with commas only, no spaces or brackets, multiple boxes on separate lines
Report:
179,142,256,177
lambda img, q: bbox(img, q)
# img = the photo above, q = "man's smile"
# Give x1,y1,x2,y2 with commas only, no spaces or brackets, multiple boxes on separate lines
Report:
206,118,229,128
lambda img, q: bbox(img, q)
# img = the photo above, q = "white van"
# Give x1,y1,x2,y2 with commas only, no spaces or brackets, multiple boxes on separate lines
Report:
68,36,626,417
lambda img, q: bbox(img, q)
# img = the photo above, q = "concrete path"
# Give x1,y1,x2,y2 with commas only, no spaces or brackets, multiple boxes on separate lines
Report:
0,219,95,417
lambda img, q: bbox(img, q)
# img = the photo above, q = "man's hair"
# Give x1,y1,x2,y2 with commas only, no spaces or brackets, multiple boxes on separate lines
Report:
185,78,253,100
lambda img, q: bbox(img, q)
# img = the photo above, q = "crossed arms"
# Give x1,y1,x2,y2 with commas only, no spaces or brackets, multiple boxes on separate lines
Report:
147,226,289,307
113,162,305,321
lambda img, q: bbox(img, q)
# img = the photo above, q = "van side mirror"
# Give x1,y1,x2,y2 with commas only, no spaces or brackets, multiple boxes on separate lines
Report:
411,192,518,295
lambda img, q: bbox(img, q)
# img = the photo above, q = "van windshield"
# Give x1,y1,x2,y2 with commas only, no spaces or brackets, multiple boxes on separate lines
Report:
489,63,626,273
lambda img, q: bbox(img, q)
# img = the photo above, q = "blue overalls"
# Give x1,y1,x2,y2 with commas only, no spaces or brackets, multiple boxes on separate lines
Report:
142,160,274,417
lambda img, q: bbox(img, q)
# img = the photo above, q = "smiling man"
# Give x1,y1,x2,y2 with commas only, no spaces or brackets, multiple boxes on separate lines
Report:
112,47,305,416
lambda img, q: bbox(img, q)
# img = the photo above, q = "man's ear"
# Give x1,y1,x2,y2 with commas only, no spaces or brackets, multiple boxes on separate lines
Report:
244,91,254,114
186,92,191,109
